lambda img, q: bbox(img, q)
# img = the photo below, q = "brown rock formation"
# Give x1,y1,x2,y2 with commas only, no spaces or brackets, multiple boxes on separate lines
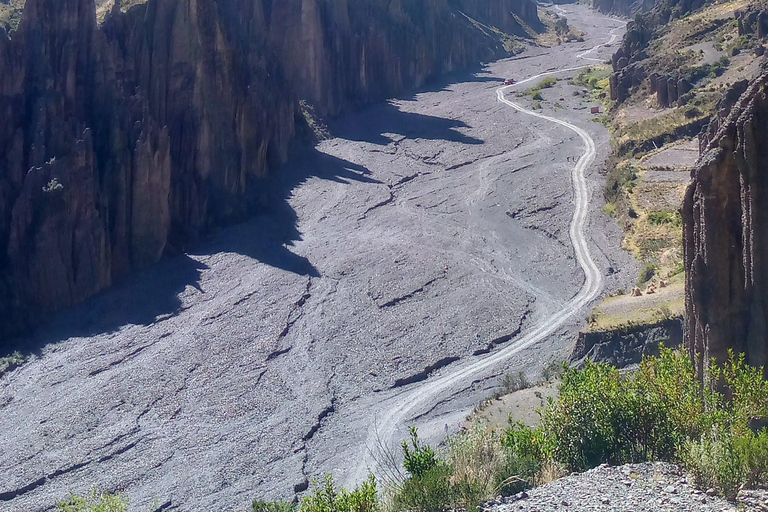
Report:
0,0,542,343
683,73,768,376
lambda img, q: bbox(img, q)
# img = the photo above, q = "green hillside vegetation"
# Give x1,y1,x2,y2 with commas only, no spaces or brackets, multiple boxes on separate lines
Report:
598,0,765,294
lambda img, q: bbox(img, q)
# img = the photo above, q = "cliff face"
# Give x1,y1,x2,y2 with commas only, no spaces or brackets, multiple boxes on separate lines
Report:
683,72,768,375
0,0,295,336
0,0,541,343
590,0,655,17
262,0,541,116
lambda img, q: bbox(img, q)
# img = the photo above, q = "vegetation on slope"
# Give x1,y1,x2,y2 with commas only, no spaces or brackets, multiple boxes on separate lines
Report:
63,349,768,511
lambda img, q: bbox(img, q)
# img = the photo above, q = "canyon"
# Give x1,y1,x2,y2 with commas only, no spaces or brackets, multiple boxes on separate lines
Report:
0,5,630,511
0,0,542,343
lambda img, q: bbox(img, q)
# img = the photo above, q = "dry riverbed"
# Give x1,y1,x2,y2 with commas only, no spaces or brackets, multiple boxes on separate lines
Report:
0,6,632,511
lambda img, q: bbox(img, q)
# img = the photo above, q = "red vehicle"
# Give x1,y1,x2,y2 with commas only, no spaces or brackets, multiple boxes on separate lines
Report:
503,78,516,86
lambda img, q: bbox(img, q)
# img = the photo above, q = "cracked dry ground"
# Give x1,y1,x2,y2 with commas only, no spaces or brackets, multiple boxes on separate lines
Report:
0,6,633,511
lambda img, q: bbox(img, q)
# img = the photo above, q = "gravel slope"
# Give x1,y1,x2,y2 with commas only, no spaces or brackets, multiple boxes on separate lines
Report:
0,6,634,511
486,463,746,512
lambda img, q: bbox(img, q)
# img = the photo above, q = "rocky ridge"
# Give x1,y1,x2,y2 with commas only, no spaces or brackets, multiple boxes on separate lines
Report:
0,0,542,345
683,69,768,375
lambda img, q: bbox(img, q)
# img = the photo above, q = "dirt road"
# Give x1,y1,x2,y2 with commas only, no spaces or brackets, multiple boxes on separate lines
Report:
0,6,631,511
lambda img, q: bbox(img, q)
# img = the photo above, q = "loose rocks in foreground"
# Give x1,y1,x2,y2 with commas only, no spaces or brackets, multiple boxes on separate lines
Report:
484,462,762,512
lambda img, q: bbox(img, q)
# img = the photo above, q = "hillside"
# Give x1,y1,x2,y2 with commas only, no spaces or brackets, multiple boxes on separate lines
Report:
581,0,766,339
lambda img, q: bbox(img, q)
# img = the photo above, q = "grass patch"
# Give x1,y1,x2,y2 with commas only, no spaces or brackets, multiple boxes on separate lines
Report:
524,77,557,99
602,203,617,217
617,104,712,157
0,351,26,377
573,65,613,105
648,210,682,226
57,489,129,512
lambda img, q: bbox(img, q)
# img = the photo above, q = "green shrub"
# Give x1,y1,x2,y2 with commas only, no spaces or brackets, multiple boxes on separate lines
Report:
301,475,379,512
637,263,656,286
402,427,439,479
602,203,617,217
684,427,744,499
500,423,548,493
538,77,557,89
392,464,455,512
57,490,128,512
604,164,637,202
253,500,296,512
647,211,682,226
531,91,543,101
541,350,706,471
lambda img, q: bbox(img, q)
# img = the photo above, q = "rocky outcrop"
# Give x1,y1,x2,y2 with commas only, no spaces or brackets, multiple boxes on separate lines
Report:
608,0,708,104
0,0,542,344
737,5,768,38
683,72,768,376
609,17,653,103
570,318,683,369
590,0,655,17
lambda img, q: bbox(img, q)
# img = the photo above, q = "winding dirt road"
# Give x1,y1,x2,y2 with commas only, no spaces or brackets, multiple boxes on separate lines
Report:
350,23,626,484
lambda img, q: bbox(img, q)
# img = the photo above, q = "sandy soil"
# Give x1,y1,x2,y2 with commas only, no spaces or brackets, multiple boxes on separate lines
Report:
0,6,632,511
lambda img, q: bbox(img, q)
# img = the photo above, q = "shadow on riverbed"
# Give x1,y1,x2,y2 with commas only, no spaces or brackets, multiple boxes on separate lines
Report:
3,149,375,356
4,69,497,355
191,148,378,277
331,100,485,146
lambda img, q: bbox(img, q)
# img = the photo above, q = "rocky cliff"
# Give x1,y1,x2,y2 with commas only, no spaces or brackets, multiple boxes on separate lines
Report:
608,0,710,104
0,0,541,344
683,70,768,375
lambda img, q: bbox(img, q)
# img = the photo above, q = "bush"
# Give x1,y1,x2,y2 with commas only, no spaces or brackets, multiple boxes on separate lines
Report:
538,77,557,89
604,164,637,202
392,463,456,512
736,429,768,488
684,427,743,499
531,91,543,101
57,490,128,512
445,422,508,504
253,500,295,512
647,211,682,226
500,423,548,493
501,372,531,393
541,350,706,471
301,475,379,512
402,427,439,479
637,263,656,286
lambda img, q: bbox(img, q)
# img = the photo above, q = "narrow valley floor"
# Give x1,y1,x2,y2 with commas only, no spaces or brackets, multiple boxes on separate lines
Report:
0,6,634,511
